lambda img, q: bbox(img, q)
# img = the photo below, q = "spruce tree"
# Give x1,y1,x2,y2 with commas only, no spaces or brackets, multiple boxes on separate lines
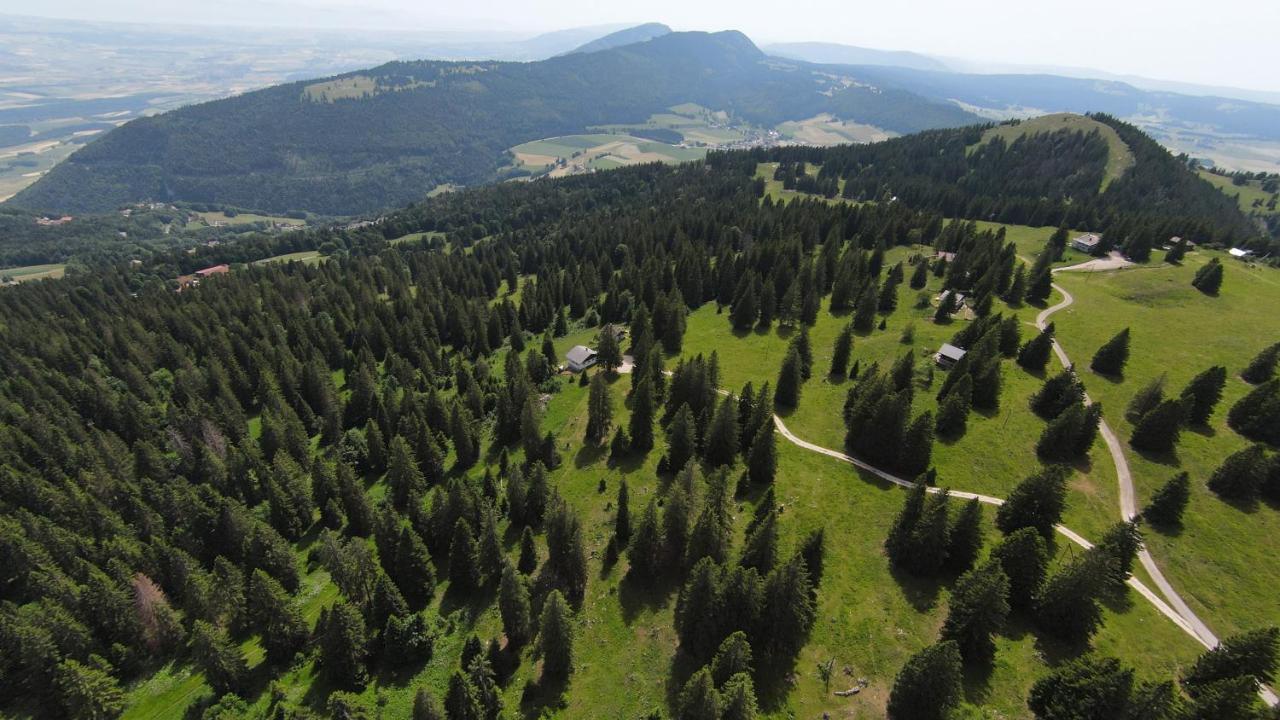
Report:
1126,375,1166,423
1017,324,1056,372
1129,398,1186,453
665,403,698,472
517,526,538,574
412,688,445,720
585,372,612,445
910,260,930,290
319,600,369,689
394,526,436,609
676,557,725,662
615,479,631,544
995,466,1068,539
710,632,754,686
1206,444,1269,502
1094,520,1143,589
1182,626,1279,693
719,673,759,720
246,569,307,663
1179,366,1227,425
886,641,964,720
1241,342,1280,384
1227,379,1280,444
990,527,1049,610
55,660,126,720
1031,369,1084,420
830,324,854,377
676,668,720,720
935,375,972,437
629,375,656,453
774,346,804,409
1026,265,1053,304
739,509,778,574
1142,472,1191,527
545,500,589,607
940,562,1011,663
626,499,664,582
448,519,481,593
746,421,777,485
1035,552,1110,643
189,620,248,696
760,555,817,660
597,328,623,372
1028,655,1135,720
704,396,740,468
444,671,482,720
538,590,574,683
1191,257,1224,294
1090,328,1131,376
945,498,984,575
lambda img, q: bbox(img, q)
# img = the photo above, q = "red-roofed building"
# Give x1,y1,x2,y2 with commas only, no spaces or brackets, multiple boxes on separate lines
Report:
196,264,229,277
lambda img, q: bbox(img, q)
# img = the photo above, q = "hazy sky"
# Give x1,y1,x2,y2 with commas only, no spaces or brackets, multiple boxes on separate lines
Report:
6,0,1278,93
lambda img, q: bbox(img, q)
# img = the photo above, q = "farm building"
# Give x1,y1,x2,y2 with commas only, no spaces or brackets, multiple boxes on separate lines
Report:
566,345,598,373
1071,233,1102,253
938,290,966,308
1228,248,1254,259
935,343,967,369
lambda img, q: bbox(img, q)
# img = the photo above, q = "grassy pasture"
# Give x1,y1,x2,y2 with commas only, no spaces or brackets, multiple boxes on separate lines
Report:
1050,250,1280,636
252,250,325,266
510,134,705,178
777,114,895,146
0,262,66,282
1196,169,1279,216
195,211,304,227
972,113,1135,191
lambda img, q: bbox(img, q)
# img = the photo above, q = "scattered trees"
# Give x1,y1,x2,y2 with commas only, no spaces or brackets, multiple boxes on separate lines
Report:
1090,328,1131,376
886,641,964,720
1191,257,1224,294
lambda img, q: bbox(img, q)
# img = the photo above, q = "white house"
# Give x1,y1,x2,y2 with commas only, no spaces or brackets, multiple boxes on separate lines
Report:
566,345,598,372
1229,247,1254,259
1072,233,1102,254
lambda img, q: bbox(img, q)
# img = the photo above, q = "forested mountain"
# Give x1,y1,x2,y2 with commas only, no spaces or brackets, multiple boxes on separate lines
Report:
8,31,976,216
763,41,949,72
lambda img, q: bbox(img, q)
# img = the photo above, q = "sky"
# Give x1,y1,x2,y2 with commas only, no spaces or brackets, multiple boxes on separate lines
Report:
5,0,1279,93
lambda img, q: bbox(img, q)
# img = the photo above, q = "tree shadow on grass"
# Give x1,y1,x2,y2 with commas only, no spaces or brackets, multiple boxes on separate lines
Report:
1129,443,1181,468
618,570,677,624
961,657,998,707
573,442,607,469
1187,422,1217,438
754,651,807,712
519,671,569,719
888,564,944,613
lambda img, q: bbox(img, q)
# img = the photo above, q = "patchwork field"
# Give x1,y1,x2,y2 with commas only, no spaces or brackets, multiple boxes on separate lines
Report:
509,134,705,178
0,262,66,282
1196,169,1279,216
777,114,895,145
195,211,306,228
252,250,325,266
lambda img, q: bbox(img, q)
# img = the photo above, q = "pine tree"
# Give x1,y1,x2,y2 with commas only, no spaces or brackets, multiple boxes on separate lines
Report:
517,526,538,574
676,557,724,662
468,652,502,720
886,641,964,720
246,569,307,663
319,600,369,689
395,526,436,609
1026,264,1053,304
1017,324,1056,372
945,498,983,575
629,375,656,453
1207,444,1269,502
666,403,698,473
190,620,248,696
1227,379,1280,444
759,555,816,660
1179,366,1227,425
1091,328,1131,376
731,278,760,331
585,372,612,444
746,421,777,485
774,346,803,409
739,509,778,574
1164,237,1188,263
626,499,664,582
386,436,425,510
444,670,483,720
935,375,972,437
55,659,126,720
711,632,755,686
817,322,850,379
448,519,481,593
704,396,740,468
545,500,588,607
1191,257,1224,294
990,527,1049,610
910,260,930,290
940,562,1011,663
1241,342,1280,384
719,673,759,720
1143,472,1191,527
1028,655,1135,720
676,668,720,720
995,466,1068,539
1032,369,1085,419
1126,375,1166,423
1094,521,1143,589
1035,551,1110,643
538,590,574,682
1182,626,1279,693
1129,398,1186,453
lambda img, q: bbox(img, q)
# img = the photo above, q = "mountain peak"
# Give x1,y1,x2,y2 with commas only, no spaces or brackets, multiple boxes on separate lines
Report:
563,22,672,55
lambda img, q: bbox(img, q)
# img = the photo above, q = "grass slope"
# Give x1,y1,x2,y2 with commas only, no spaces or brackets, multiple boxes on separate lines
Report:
1050,250,1280,636
973,113,1135,191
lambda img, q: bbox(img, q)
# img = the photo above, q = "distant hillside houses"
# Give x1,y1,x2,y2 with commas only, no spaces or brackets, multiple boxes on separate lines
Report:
176,263,230,291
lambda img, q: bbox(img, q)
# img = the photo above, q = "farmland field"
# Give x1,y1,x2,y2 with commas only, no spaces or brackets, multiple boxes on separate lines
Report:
0,262,66,282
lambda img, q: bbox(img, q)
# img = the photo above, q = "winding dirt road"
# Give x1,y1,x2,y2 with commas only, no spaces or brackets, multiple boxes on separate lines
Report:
742,267,1276,705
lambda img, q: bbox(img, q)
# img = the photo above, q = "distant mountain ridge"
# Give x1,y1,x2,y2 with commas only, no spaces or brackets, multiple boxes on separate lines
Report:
10,30,976,215
764,41,948,72
563,22,671,55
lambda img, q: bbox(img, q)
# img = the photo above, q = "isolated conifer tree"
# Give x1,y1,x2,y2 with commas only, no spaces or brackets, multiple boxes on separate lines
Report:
1028,655,1135,720
1206,444,1269,502
1143,471,1191,527
774,346,804,409
1130,398,1186,452
1242,342,1280,384
886,641,964,720
995,466,1068,539
546,500,589,607
615,479,631,544
1090,328,1131,376
910,259,930,290
538,590,574,682
1191,257,1224,294
940,562,1010,663
1017,324,1055,372
1227,379,1280,444
1164,237,1188,263
830,324,854,377
798,527,826,590
585,372,612,445
597,328,623,372
990,527,1049,610
1179,366,1227,425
